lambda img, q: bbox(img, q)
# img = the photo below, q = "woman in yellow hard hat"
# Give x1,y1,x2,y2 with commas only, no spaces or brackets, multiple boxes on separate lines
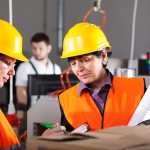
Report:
0,19,28,149
42,22,149,136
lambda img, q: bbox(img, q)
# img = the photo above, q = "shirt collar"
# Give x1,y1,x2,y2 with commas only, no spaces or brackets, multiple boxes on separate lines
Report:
30,56,52,67
77,69,112,96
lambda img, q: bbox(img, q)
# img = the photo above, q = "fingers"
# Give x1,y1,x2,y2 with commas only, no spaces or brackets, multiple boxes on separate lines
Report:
137,123,145,126
53,123,60,127
42,125,66,136
42,129,53,136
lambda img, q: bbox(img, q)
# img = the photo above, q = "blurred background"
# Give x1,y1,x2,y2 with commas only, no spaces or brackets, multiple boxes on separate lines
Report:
1,0,150,70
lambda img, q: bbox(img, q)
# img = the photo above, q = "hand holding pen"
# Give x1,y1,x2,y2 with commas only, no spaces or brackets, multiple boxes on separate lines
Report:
41,123,68,136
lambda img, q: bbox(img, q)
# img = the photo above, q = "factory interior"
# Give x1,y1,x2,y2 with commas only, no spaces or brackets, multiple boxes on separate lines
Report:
1,0,150,149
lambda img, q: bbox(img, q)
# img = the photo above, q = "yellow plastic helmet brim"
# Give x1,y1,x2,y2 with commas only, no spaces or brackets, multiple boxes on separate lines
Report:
0,47,29,61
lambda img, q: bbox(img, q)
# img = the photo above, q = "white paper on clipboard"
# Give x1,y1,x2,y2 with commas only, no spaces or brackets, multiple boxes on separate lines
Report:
128,85,150,126
69,122,90,134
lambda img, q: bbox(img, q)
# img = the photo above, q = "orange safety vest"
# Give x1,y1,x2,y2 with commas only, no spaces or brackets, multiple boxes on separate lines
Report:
59,76,145,131
0,109,20,149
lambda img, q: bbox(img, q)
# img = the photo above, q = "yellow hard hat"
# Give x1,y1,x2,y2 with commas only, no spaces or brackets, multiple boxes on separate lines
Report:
61,22,111,58
0,20,28,61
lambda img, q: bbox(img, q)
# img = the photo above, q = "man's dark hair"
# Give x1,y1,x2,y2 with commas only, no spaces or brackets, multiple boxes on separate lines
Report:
30,33,50,45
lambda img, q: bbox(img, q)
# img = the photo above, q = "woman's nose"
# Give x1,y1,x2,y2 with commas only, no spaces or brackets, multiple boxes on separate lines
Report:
8,68,15,76
76,62,84,72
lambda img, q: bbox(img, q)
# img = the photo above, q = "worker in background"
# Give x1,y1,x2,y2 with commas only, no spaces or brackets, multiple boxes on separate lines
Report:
15,33,62,136
42,22,150,135
0,20,28,149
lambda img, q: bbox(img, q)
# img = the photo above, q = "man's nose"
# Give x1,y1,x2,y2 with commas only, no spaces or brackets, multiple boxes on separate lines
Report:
35,49,41,54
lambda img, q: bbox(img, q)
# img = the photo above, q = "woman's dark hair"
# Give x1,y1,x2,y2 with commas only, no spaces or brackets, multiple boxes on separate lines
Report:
0,53,5,57
67,50,107,68
92,51,107,68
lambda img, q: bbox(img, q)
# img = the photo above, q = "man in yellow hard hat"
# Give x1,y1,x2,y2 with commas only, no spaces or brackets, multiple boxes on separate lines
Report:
0,19,28,149
42,22,149,136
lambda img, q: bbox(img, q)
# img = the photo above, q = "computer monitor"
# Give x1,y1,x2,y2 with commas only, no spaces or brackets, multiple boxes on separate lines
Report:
27,74,79,109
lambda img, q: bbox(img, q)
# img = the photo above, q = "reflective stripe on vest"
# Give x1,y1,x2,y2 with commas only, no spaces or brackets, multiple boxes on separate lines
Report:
0,110,20,149
59,76,145,131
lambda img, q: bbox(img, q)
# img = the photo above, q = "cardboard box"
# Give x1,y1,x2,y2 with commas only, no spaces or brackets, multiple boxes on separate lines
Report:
26,126,150,150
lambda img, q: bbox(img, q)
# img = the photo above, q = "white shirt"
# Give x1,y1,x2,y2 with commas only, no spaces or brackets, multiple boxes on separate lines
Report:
15,57,61,87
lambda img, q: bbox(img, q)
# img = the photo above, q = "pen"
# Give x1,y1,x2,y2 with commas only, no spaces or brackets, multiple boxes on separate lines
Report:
40,122,68,134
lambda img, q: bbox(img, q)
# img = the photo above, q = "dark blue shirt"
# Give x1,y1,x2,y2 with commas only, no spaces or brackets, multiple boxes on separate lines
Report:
77,69,112,114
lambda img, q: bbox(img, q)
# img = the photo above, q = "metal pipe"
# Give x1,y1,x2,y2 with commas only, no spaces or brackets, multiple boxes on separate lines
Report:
58,0,64,53
9,0,13,104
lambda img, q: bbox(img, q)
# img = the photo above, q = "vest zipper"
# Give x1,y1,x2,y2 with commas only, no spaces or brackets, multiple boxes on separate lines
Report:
101,89,110,129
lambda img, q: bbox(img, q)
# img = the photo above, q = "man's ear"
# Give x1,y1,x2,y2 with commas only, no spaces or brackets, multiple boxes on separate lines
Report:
48,45,52,53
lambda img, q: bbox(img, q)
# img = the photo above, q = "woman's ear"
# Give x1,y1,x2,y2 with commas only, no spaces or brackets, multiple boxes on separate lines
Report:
101,50,108,65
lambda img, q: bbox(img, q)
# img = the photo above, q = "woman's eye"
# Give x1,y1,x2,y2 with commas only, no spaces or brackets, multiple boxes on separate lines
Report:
6,62,11,66
82,57,90,62
70,61,76,66
5,61,16,67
